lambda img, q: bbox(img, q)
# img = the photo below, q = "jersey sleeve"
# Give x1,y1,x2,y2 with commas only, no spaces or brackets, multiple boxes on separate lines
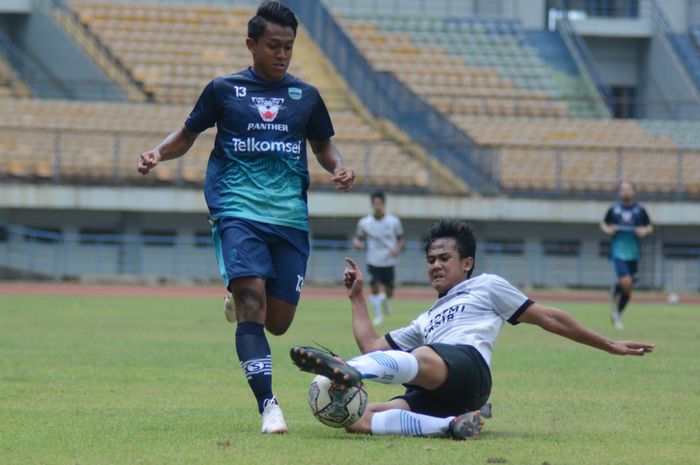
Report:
639,207,651,226
386,319,423,351
354,218,366,239
185,80,220,133
395,216,405,237
604,207,615,224
305,92,335,141
487,275,534,325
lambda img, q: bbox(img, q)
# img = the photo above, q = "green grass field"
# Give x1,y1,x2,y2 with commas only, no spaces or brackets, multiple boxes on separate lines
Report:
1,292,699,465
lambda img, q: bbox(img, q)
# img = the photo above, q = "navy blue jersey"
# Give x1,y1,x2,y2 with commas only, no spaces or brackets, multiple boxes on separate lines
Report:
604,202,651,261
185,67,334,231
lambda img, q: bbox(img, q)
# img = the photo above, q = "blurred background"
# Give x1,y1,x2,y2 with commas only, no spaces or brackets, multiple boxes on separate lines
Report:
0,0,698,293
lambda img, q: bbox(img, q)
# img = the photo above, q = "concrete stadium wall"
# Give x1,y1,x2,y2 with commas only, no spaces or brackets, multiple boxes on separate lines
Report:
1,186,699,291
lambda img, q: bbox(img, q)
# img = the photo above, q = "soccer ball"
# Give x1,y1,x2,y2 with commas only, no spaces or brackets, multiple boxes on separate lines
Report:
307,374,367,428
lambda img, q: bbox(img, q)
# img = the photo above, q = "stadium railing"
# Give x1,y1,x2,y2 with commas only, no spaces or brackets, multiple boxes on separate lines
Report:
557,0,641,18
4,223,694,291
0,31,73,99
553,0,612,116
2,124,700,198
649,0,700,106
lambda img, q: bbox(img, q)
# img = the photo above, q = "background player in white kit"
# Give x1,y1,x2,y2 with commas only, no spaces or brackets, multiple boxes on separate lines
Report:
352,191,404,325
291,220,655,440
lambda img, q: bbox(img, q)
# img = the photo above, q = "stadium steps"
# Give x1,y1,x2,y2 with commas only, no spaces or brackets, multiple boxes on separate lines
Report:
52,1,150,102
526,30,607,118
69,1,252,104
0,54,32,98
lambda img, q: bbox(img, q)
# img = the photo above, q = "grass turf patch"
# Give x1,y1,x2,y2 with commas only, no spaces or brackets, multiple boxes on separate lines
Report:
1,293,698,464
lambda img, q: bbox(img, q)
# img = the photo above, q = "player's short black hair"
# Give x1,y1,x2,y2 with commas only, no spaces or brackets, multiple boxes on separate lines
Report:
425,220,477,278
370,191,385,203
248,1,298,40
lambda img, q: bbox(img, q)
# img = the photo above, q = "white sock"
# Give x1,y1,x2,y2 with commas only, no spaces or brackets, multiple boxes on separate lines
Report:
370,409,453,437
369,294,382,320
378,292,386,302
347,350,418,384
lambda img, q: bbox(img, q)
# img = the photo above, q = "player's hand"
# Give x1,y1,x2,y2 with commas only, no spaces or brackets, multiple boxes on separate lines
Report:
634,227,649,238
138,149,162,175
343,257,364,299
332,166,355,192
609,341,655,356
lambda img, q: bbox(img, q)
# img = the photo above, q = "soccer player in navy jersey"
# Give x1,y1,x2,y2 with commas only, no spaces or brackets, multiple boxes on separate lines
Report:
138,1,355,434
600,182,653,329
291,220,654,440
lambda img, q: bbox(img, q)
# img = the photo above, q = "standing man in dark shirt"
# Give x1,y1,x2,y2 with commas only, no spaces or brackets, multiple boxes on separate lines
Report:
600,182,653,329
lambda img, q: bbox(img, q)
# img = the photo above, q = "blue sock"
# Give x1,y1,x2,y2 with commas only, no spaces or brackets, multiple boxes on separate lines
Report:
618,292,630,314
612,284,621,297
235,322,273,414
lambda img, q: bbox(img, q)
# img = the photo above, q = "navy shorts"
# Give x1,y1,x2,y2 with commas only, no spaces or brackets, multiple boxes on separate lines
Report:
395,344,492,418
368,264,395,288
211,217,309,305
613,258,638,279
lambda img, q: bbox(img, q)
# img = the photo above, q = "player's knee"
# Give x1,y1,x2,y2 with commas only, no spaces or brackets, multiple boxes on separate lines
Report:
410,346,442,366
264,300,296,335
410,346,448,389
232,287,265,321
619,277,634,293
265,319,291,336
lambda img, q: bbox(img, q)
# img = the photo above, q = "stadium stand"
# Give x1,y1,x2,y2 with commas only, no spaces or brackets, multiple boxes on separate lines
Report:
0,34,33,99
338,14,595,119
333,11,700,195
0,56,16,98
0,1,468,193
1,0,699,196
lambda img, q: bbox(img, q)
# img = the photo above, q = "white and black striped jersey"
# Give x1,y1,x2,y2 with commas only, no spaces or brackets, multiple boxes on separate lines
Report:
386,273,533,367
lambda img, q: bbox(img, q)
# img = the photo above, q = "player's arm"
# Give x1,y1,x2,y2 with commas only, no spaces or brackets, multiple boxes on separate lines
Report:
309,138,355,192
352,236,365,250
343,257,391,353
516,302,654,356
391,235,405,257
600,207,618,236
635,224,653,238
138,126,199,175
352,222,365,250
599,221,617,236
635,210,654,238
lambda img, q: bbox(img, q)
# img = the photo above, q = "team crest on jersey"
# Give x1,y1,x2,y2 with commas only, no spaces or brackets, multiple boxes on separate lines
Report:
252,97,284,122
288,87,302,100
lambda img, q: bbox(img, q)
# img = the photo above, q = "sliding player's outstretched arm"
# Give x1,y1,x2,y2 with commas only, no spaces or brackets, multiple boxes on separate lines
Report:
138,126,199,175
343,257,390,353
517,302,655,355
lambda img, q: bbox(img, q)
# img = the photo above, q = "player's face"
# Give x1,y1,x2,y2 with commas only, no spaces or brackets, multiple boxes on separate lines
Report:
247,22,295,82
619,182,635,204
371,197,385,218
426,238,473,295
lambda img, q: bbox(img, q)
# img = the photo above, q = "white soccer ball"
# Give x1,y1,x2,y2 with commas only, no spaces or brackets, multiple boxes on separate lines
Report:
307,374,367,428
667,293,680,305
